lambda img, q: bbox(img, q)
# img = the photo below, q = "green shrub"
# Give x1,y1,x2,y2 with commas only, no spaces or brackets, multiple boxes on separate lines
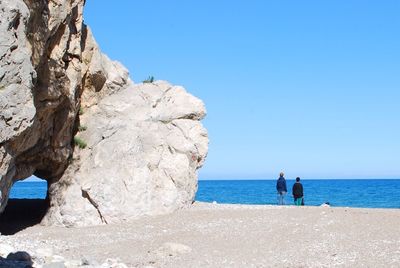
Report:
78,125,87,132
143,76,155,84
79,107,84,115
74,136,87,149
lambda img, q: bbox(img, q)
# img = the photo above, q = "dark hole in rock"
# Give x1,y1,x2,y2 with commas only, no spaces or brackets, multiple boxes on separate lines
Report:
0,176,49,235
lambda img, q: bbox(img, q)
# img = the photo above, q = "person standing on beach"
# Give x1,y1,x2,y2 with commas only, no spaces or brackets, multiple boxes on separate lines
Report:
292,177,304,206
276,172,287,205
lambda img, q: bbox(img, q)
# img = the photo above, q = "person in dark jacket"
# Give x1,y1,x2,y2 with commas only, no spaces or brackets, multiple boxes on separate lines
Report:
276,172,287,205
292,177,304,206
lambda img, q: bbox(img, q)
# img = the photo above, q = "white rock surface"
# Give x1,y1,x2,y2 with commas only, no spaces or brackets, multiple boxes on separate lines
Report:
43,81,208,226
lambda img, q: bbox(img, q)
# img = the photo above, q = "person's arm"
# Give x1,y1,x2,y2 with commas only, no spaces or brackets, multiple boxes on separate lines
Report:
284,180,287,192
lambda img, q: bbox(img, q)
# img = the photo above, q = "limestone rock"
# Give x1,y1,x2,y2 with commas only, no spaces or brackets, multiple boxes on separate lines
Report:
0,0,132,214
81,28,131,108
6,251,32,263
43,81,208,226
0,0,208,227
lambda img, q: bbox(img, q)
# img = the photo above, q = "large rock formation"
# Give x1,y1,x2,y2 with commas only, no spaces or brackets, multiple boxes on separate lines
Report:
0,0,208,226
43,81,208,226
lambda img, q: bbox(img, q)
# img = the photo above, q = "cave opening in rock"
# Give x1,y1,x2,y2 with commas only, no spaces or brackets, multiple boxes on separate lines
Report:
0,175,49,235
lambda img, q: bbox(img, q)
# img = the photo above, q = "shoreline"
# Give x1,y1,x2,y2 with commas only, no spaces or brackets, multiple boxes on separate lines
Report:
1,202,399,267
193,201,400,211
5,197,400,210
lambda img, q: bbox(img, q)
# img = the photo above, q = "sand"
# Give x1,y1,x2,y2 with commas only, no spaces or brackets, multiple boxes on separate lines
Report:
1,202,399,267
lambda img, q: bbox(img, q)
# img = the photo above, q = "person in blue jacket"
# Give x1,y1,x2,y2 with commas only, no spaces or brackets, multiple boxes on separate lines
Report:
276,172,287,205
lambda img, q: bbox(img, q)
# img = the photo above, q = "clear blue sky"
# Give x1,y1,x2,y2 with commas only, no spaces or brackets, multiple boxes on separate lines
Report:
84,1,400,180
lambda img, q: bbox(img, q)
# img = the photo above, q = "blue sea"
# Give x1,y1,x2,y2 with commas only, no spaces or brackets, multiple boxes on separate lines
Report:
196,179,400,209
9,179,400,209
10,181,48,199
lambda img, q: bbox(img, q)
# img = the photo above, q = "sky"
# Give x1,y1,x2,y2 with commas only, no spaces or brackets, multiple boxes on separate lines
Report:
83,1,400,180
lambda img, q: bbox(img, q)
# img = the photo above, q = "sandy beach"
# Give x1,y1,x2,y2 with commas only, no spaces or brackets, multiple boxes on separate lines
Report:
0,202,399,267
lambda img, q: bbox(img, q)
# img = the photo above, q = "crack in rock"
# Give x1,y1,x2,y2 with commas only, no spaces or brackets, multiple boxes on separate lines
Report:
152,86,172,108
81,189,108,224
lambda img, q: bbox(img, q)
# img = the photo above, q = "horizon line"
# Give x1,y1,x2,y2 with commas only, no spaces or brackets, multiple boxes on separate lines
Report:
199,177,400,181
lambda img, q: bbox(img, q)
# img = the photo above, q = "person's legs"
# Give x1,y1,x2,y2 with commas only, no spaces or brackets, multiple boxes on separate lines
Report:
295,197,302,206
277,193,282,205
281,191,286,205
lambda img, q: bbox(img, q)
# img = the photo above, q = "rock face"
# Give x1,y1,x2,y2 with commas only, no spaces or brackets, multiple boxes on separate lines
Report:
0,0,208,226
43,81,208,226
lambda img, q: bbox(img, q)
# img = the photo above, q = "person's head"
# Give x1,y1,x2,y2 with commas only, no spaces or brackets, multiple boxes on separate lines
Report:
279,172,284,177
296,177,300,182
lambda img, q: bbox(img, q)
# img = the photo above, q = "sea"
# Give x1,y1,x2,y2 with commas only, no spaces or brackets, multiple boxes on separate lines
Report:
9,179,400,209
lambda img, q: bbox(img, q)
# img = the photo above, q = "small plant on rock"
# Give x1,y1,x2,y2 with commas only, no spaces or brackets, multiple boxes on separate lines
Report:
79,107,84,115
78,125,87,132
143,76,155,84
74,136,87,149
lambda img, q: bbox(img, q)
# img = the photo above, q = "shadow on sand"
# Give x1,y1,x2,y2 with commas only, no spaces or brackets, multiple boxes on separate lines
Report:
0,199,49,235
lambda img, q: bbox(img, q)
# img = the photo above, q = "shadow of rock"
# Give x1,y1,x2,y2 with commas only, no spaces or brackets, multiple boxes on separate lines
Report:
0,199,49,235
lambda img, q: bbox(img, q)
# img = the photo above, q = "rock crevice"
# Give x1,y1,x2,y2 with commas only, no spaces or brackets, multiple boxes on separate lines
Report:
81,189,108,225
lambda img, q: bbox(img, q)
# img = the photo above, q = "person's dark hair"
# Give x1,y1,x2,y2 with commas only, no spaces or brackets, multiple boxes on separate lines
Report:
296,177,300,182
